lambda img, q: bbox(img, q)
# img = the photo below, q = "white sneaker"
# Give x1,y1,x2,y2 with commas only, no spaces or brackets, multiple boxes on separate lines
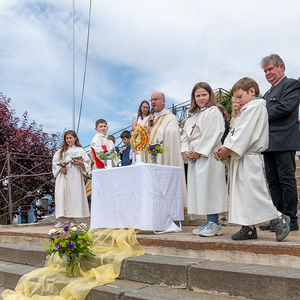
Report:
69,219,77,227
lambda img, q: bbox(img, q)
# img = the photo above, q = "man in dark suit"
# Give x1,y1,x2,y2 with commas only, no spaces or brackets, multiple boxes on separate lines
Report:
259,54,300,231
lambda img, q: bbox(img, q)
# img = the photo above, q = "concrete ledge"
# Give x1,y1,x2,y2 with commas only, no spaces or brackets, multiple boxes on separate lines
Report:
122,255,204,288
0,261,36,289
188,261,300,300
0,243,47,267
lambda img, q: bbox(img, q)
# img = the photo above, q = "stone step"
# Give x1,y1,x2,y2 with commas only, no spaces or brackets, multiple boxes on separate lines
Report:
0,243,47,267
0,259,248,300
1,254,300,300
1,225,300,270
119,255,300,300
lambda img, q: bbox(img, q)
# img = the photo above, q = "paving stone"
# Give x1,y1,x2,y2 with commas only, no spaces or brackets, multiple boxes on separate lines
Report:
123,285,247,300
123,255,203,288
188,260,300,300
87,280,150,300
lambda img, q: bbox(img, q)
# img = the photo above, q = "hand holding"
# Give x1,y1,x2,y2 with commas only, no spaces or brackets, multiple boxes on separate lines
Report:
217,146,231,159
60,167,67,174
148,114,155,127
74,159,84,167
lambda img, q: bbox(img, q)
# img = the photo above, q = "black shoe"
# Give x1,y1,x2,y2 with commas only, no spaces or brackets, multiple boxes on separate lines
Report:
290,221,299,231
259,222,272,230
231,226,258,240
271,215,290,242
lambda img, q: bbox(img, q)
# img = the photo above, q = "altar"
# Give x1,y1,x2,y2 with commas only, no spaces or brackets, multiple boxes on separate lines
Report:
90,164,184,232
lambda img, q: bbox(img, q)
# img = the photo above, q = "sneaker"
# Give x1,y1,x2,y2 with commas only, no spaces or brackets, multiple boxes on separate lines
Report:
54,218,68,228
259,222,272,230
231,226,258,240
69,219,77,227
198,221,223,237
192,221,208,235
271,215,290,242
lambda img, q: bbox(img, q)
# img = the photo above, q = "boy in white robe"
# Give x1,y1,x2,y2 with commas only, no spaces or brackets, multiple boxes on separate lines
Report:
89,119,115,169
217,77,290,242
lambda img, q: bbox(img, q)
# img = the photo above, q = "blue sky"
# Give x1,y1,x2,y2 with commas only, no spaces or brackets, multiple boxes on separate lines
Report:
1,0,300,148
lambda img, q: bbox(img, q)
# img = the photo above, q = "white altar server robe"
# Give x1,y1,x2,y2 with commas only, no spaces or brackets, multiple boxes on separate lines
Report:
181,106,227,214
223,98,280,225
52,145,91,218
89,133,115,169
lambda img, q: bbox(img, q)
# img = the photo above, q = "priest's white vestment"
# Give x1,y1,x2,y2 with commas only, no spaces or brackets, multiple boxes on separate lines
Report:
52,145,91,218
141,109,187,207
223,98,280,225
89,133,115,169
181,106,227,214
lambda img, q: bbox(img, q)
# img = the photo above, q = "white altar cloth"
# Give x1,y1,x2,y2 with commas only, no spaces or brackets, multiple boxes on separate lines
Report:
90,164,184,232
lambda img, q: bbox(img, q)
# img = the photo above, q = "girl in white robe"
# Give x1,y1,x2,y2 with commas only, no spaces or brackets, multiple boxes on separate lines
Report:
181,82,227,237
52,130,91,228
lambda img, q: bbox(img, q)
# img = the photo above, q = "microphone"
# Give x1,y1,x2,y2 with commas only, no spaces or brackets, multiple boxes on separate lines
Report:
150,108,154,126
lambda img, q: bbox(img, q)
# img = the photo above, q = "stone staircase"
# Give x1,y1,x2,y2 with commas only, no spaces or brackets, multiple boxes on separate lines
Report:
0,158,300,299
0,225,300,299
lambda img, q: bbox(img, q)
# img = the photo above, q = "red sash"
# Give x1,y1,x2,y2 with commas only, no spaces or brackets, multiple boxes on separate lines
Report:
91,146,107,169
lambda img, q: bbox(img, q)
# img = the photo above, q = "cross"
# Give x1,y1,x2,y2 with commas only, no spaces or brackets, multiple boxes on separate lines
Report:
190,124,196,135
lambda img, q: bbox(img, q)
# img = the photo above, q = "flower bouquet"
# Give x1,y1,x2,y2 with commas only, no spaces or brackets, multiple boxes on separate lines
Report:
98,149,119,168
45,224,95,277
144,139,168,164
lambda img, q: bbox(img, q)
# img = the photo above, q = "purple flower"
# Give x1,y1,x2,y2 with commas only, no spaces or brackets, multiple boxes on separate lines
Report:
149,145,156,151
55,232,60,236
67,243,74,248
56,243,62,249
103,150,108,153
50,237,55,242
63,226,69,232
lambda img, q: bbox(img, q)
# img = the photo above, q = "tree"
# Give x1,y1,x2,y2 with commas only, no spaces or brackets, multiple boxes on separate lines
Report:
0,92,63,224
214,88,233,120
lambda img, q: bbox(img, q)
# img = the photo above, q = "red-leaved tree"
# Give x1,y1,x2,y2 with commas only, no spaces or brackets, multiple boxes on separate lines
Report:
0,92,64,224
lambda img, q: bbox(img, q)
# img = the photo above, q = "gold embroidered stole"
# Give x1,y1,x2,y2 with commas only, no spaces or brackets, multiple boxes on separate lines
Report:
145,115,167,162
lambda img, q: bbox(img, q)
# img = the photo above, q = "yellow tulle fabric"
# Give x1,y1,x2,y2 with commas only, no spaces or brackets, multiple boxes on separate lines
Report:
1,228,145,300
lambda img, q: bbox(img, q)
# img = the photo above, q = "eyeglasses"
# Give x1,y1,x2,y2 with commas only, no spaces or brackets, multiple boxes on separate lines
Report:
151,98,162,102
141,106,149,109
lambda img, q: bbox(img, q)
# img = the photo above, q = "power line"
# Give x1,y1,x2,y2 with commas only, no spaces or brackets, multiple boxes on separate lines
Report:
77,0,92,134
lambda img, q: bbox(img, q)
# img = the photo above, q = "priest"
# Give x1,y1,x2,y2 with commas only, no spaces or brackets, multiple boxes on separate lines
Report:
141,91,187,208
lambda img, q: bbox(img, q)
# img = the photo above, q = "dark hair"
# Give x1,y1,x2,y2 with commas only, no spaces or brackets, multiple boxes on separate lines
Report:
189,82,217,114
60,130,82,160
107,135,115,143
120,130,131,139
231,77,260,97
137,100,150,120
217,103,229,121
95,119,107,127
260,54,285,71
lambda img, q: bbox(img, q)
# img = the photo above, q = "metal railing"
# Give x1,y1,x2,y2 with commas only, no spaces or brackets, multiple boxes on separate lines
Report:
0,151,55,225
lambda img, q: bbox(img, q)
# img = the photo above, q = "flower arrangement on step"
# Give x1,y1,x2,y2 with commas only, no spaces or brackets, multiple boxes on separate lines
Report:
145,139,168,164
45,224,95,277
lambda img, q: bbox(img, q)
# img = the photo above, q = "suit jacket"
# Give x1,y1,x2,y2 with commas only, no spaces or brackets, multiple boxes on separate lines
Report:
263,76,300,152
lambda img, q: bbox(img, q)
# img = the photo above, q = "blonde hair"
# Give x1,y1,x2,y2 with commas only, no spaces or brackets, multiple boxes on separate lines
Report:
231,77,260,97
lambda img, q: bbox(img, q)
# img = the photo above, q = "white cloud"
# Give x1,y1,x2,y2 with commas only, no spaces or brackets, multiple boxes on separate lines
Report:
1,0,300,147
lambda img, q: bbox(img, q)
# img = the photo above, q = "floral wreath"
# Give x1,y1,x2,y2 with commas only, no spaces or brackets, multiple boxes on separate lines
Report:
130,124,150,151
